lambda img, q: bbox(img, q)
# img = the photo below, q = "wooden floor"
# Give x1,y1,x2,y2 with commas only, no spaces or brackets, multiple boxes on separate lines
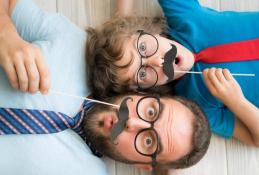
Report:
34,0,259,175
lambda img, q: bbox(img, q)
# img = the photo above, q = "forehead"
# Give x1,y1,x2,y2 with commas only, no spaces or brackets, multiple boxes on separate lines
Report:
116,35,138,66
114,35,141,85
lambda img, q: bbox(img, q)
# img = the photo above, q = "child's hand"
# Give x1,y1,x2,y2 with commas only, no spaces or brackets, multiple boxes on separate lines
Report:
203,68,245,107
0,22,50,94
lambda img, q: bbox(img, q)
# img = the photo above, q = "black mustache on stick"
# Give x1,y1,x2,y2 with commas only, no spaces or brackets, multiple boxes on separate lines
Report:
110,97,132,142
162,44,177,82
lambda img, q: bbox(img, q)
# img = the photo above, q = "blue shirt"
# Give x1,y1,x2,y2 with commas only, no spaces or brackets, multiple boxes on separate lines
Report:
159,0,259,138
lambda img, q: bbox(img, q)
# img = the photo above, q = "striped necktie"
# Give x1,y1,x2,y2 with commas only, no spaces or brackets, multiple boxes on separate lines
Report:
0,100,102,156
0,100,92,136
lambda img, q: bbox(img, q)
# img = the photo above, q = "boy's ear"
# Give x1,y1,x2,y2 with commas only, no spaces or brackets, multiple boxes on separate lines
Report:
135,164,153,171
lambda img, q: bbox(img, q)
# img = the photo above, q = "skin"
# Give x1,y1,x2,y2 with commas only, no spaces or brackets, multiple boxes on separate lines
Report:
86,95,195,170
116,34,195,87
0,0,50,94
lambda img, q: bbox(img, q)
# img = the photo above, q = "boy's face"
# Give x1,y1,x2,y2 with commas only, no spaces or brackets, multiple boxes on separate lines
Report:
115,32,194,89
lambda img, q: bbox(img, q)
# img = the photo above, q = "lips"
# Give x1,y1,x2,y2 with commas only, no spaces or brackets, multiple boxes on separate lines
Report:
174,55,183,67
175,57,180,64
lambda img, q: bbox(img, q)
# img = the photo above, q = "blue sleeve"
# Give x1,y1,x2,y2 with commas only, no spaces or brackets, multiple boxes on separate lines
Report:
158,0,201,28
11,0,83,43
11,0,54,42
203,107,235,138
158,0,201,13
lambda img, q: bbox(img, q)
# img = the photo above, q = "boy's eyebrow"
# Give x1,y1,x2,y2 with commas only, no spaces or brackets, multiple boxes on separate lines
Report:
129,50,139,86
131,38,143,86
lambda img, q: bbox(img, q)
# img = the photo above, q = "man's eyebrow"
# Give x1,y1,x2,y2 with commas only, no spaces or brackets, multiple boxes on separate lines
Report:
156,102,165,155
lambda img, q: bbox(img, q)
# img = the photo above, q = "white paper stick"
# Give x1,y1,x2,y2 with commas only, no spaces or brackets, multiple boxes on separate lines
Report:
175,70,255,77
50,90,120,108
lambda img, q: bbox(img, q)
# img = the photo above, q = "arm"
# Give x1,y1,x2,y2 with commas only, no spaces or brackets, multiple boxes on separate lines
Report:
0,0,50,94
203,68,259,147
115,0,134,16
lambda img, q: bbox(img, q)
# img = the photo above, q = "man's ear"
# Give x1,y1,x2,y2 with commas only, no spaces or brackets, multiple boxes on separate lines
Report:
135,164,153,171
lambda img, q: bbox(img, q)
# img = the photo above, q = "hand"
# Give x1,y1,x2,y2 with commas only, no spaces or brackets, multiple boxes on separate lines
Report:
0,19,50,94
203,68,245,107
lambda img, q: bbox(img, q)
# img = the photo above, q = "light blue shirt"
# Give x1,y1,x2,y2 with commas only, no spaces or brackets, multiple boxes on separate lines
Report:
0,0,107,174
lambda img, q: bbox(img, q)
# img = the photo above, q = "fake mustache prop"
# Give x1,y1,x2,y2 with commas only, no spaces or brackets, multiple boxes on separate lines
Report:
110,97,132,142
162,44,255,79
162,44,177,82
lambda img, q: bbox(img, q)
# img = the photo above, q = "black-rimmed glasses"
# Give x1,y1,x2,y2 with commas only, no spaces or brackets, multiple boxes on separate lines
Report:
136,30,159,90
134,96,161,168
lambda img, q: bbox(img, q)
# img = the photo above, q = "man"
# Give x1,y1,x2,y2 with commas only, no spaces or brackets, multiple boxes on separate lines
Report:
83,94,211,172
0,0,106,174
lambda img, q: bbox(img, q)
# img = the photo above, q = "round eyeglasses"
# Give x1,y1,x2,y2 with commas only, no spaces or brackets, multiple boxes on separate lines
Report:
136,30,159,90
134,96,161,168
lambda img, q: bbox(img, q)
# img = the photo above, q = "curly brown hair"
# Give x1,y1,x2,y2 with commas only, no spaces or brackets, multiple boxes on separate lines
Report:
86,15,168,99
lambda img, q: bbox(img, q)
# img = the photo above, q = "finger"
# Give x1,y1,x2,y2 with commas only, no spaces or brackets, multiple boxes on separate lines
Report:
203,68,217,94
14,59,29,92
223,68,240,87
207,68,221,89
215,68,227,84
2,62,19,89
35,50,50,94
25,58,40,93
223,69,233,81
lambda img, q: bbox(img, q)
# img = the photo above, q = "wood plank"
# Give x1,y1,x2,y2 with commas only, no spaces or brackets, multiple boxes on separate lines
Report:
199,0,221,10
226,139,259,175
115,162,142,175
102,157,116,175
85,0,112,27
110,0,163,17
169,135,228,175
56,0,88,28
220,0,259,11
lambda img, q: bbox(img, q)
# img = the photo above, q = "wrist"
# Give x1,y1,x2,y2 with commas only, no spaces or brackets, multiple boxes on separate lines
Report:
226,97,250,112
0,15,17,37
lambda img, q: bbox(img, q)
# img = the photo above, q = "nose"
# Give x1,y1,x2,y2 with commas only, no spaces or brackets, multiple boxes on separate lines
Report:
143,55,164,67
125,118,151,132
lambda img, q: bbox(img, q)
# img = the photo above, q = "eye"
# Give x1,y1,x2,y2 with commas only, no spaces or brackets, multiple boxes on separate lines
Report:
138,67,147,81
136,130,158,155
146,107,157,120
138,42,146,55
144,136,153,148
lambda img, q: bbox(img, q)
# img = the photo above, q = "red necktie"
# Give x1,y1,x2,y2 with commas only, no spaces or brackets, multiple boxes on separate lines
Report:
194,38,259,63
